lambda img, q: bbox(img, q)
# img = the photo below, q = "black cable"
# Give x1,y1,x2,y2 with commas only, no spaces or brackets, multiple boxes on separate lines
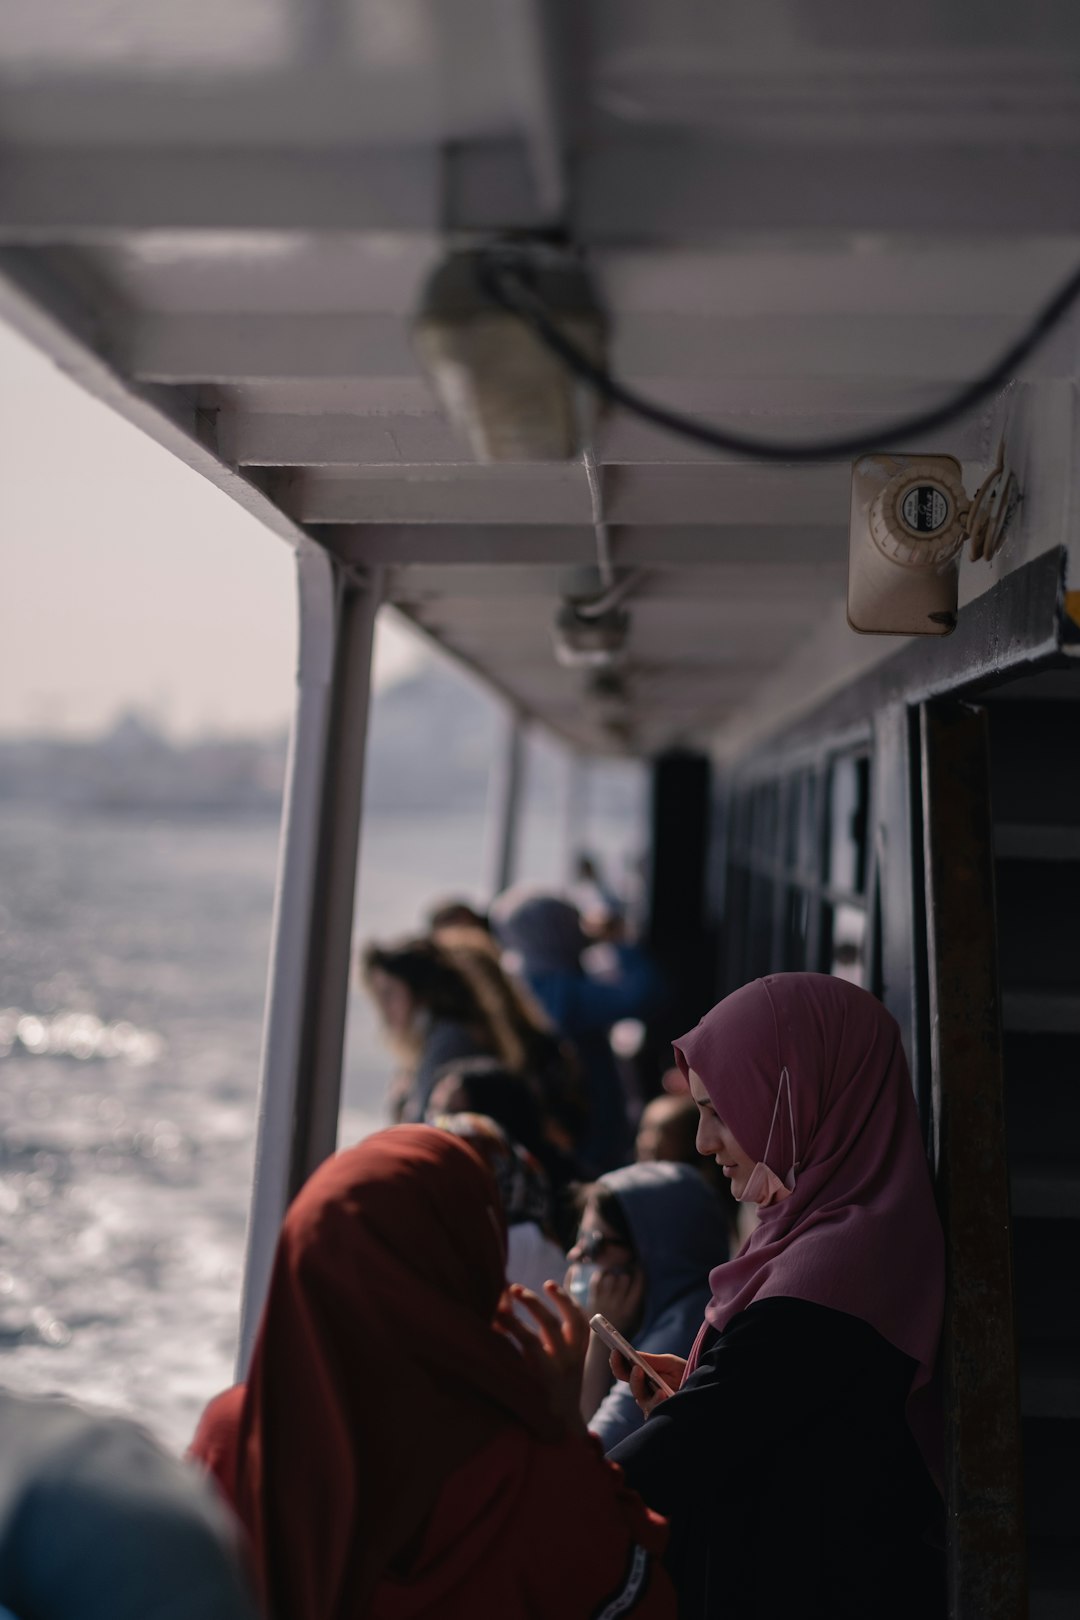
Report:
475,253,1080,465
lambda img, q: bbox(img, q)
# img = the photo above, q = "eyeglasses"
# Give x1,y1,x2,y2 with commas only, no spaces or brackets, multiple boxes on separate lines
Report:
576,1229,629,1262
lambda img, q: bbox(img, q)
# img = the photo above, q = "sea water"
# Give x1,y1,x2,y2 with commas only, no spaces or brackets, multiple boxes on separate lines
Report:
0,800,638,1451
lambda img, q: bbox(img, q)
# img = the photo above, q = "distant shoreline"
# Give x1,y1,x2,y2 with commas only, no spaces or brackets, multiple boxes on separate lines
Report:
0,665,642,822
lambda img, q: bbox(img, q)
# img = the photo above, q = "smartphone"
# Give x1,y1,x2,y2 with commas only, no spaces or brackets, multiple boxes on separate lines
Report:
589,1314,677,1397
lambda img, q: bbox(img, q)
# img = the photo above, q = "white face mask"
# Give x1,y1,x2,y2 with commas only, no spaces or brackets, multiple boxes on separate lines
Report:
567,1263,601,1310
738,1067,799,1208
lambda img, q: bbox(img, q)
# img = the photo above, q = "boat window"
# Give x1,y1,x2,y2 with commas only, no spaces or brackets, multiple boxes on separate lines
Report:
825,754,870,898
752,781,779,860
746,872,776,980
783,775,803,869
782,885,811,971
821,900,868,987
798,771,821,877
724,746,871,989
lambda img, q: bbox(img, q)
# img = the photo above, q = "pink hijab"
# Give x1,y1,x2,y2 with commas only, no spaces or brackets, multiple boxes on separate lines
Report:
673,973,943,1471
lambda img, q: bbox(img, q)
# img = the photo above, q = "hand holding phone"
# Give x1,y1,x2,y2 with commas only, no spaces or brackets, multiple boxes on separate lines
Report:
589,1314,677,1398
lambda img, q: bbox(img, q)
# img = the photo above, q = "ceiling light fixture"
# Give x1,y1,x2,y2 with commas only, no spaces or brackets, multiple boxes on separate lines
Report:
552,601,630,668
414,247,606,462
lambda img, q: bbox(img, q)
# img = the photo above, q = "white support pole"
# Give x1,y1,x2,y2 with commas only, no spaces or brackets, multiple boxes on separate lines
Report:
485,709,525,901
237,548,383,1374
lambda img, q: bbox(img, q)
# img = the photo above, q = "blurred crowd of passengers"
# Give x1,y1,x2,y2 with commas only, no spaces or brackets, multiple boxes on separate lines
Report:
358,861,754,1451
2,861,946,1620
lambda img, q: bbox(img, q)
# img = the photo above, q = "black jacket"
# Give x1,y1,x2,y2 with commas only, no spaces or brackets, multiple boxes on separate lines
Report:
609,1297,944,1620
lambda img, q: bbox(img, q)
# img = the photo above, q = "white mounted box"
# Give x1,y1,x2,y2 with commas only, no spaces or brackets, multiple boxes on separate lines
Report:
848,453,967,636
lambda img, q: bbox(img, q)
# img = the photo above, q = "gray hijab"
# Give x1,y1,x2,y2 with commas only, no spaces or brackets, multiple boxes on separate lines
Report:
599,1160,731,1328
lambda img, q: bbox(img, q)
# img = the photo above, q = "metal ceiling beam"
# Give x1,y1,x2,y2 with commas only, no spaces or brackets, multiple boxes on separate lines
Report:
590,51,1080,140
126,312,417,381
3,135,1080,236
0,149,440,238
221,412,466,468
288,462,850,526
575,135,1080,239
380,562,847,601
434,635,801,671
294,0,352,65
0,141,551,238
594,243,1080,319
410,594,823,630
321,521,847,567
122,309,1077,384
221,403,989,468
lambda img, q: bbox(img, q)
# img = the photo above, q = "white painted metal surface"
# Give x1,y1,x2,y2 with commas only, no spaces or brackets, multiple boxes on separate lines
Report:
238,542,338,1371
237,555,384,1369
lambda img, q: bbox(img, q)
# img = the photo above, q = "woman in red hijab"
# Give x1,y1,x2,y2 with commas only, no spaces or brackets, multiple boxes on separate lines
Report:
190,1125,672,1620
607,973,945,1620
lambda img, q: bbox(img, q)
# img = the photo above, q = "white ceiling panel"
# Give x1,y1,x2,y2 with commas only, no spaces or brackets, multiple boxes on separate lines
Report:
1,0,1076,755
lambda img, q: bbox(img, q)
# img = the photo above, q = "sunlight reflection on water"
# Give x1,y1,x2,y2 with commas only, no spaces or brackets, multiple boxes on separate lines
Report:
0,801,637,1451
0,1008,164,1064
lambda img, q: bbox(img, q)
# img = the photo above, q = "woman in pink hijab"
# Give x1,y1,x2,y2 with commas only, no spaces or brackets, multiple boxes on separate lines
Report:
607,973,945,1620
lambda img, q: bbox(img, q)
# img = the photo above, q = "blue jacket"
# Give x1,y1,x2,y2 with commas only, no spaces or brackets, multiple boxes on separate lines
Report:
587,1162,732,1453
525,944,661,1171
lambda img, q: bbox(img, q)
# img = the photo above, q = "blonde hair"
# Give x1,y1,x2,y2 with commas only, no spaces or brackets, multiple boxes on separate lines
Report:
437,927,557,1076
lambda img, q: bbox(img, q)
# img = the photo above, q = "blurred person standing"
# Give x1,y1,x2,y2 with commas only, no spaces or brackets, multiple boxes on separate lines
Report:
426,898,492,936
635,1092,744,1248
190,1127,675,1620
433,1111,567,1303
434,928,587,1154
426,1059,583,1213
635,1092,702,1165
569,852,626,941
361,936,510,1121
490,888,661,1171
0,1390,256,1620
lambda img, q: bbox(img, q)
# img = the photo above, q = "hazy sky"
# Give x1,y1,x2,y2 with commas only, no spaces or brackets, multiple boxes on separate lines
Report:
0,319,423,738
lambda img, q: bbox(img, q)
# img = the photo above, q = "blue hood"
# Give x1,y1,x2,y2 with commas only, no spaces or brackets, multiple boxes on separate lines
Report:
585,1161,732,1454
599,1160,730,1331
490,887,586,976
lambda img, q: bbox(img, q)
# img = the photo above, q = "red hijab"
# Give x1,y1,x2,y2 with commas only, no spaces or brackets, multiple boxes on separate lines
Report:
192,1126,562,1620
673,974,944,1468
